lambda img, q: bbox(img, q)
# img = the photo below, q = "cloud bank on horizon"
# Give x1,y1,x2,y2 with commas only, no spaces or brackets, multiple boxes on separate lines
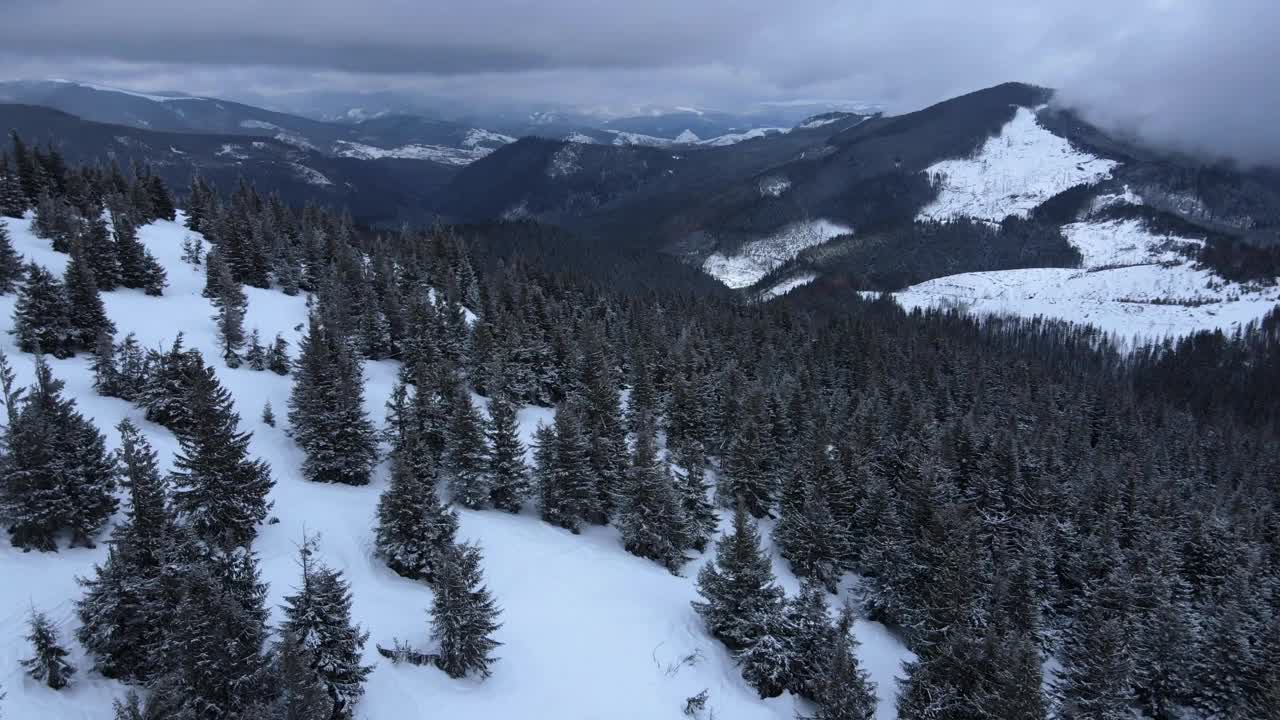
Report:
0,0,1275,164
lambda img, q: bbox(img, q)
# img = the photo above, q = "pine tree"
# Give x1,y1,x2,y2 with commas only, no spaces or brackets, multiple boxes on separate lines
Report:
486,387,529,513
113,213,167,294
288,313,379,486
280,537,373,720
722,416,774,518
20,609,75,690
81,213,121,290
536,405,597,533
246,328,266,370
140,334,200,431
783,582,836,699
262,400,276,427
673,441,717,552
268,332,291,375
162,546,274,720
774,477,844,592
64,238,116,351
210,250,248,367
76,419,177,682
0,222,23,293
430,542,503,679
617,418,686,571
445,388,490,508
32,193,78,252
375,446,458,582
1053,568,1137,720
181,233,203,266
12,262,73,358
696,499,783,650
272,629,334,720
92,330,120,396
0,160,27,218
806,602,878,720
1,355,118,550
170,364,273,548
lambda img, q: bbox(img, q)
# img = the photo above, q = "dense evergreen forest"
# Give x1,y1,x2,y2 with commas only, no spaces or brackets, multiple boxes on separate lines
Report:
1,133,1278,720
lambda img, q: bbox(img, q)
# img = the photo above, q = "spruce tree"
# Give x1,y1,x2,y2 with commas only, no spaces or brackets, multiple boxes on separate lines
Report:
81,212,120,290
693,501,787,685
0,161,27,218
170,364,273,548
375,446,458,583
113,213,167,295
536,405,597,533
722,416,774,518
20,609,75,690
92,330,119,396
807,603,877,720
268,332,291,375
1052,568,1137,720
12,262,73,358
445,388,490,508
77,419,177,682
272,629,334,720
262,400,276,427
430,542,503,679
140,334,200,431
211,250,248,367
1,355,118,550
280,537,373,720
617,418,686,571
486,387,529,513
774,478,844,592
245,328,266,370
784,582,836,699
288,313,378,486
0,222,23,293
673,441,717,552
64,238,116,351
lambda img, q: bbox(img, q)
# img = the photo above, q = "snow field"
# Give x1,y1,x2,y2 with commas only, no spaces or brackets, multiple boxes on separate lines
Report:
0,214,910,719
703,220,852,290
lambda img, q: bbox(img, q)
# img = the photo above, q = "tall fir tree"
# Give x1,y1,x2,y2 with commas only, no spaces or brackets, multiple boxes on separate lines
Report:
445,387,490,508
170,364,273,548
536,405,597,533
806,602,878,720
288,313,379,486
81,212,121,290
430,542,503,679
375,447,459,583
673,440,717,552
616,417,686,572
486,387,529,513
12,262,73,358
0,222,23,293
20,609,75,690
271,628,335,720
210,249,248,367
280,537,373,720
64,237,116,351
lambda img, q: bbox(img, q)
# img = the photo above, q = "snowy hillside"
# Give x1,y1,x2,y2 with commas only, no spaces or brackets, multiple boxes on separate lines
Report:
884,217,1280,340
918,107,1118,223
0,214,909,719
703,220,851,289
333,140,497,166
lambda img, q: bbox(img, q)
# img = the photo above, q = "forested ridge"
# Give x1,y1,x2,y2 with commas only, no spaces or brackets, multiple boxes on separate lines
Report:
0,133,1277,720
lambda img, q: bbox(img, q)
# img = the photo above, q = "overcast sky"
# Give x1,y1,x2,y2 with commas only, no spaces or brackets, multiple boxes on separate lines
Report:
1,0,1276,163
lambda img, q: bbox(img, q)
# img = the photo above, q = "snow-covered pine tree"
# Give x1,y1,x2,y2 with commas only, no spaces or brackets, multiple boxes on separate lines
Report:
774,478,844,592
0,222,23,293
271,628,335,720
81,212,121,290
161,546,275,720
1,355,118,550
280,537,373,720
20,609,75,690
375,444,458,583
578,335,627,523
245,328,266,370
1052,567,1136,720
692,500,786,658
64,237,116,351
617,417,687,572
537,404,597,533
210,249,248,367
672,440,717,552
92,329,119,396
805,602,877,720
268,332,291,375
0,159,27,218
261,400,276,427
32,192,78,252
445,387,490,508
181,233,203,266
486,386,529,513
721,414,774,518
139,334,200,431
113,213,167,295
288,312,379,485
170,364,273,548
430,542,503,679
782,582,836,699
76,419,178,682
12,262,73,358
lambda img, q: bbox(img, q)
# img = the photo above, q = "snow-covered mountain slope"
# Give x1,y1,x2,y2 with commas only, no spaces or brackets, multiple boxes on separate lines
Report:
884,216,1280,341
703,220,852,289
759,274,818,301
332,140,497,166
918,107,1118,223
0,214,910,719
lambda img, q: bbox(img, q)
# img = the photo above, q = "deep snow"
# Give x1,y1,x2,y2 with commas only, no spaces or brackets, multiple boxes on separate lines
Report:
703,220,852,290
0,214,910,719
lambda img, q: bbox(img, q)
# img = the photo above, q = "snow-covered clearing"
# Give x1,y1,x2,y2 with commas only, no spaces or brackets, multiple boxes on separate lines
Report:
0,214,909,719
884,218,1280,341
287,162,332,186
332,140,493,166
917,107,1118,223
463,129,516,148
758,176,791,198
703,220,851,289
760,274,817,301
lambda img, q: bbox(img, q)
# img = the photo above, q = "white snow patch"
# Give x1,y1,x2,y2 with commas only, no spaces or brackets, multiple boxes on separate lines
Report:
918,107,1119,223
0,213,911,720
759,176,791,198
48,79,206,103
884,218,1279,341
215,143,248,160
288,162,332,186
462,129,516,148
606,130,676,148
332,140,492,166
239,119,281,131
563,132,597,144
675,129,701,143
272,132,318,152
698,128,789,147
703,220,852,289
760,274,818,300
547,143,583,178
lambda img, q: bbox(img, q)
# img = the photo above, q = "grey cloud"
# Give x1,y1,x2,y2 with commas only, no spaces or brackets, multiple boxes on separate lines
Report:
0,0,1276,165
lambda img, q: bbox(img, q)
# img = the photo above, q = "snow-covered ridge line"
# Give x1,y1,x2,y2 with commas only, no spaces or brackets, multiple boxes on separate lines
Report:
332,140,494,166
917,107,1118,223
